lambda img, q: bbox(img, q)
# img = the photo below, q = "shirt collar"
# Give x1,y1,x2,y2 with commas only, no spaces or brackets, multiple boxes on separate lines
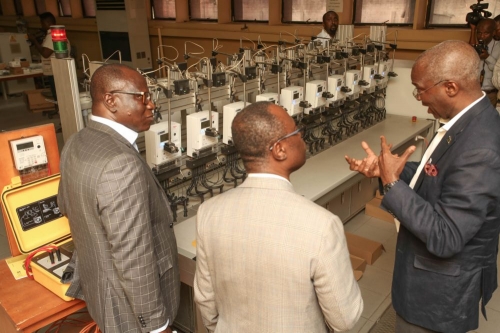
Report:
439,92,486,132
89,114,138,147
247,173,291,184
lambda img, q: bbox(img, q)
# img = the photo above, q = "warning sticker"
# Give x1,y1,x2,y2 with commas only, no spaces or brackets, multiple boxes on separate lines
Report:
16,195,63,231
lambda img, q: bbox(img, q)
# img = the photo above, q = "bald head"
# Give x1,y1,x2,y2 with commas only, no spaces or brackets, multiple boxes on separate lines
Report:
414,40,480,91
90,64,135,104
232,102,285,165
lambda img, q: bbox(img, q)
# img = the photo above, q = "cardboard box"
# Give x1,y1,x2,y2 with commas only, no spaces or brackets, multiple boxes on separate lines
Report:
350,254,367,272
345,232,384,265
9,67,23,75
365,197,395,224
353,270,363,281
20,60,29,68
24,89,56,113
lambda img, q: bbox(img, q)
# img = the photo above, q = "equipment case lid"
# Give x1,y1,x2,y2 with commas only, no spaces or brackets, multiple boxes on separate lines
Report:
1,174,70,254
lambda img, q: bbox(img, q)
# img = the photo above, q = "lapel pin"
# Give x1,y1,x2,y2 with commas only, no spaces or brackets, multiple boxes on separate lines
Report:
447,136,452,144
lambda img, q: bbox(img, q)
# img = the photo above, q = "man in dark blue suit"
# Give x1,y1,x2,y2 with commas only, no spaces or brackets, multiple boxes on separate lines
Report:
346,40,500,332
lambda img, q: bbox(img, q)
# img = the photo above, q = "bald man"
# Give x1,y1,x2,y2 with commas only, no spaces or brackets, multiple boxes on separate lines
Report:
194,102,363,332
470,18,500,105
58,64,180,333
346,40,500,332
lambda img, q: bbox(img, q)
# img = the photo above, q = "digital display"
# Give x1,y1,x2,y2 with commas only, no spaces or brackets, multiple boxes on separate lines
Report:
17,142,34,150
160,133,169,142
201,120,210,129
317,86,323,93
293,92,299,99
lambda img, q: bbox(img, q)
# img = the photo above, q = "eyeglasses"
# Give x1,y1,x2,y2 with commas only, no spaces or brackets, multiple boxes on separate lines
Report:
412,80,447,99
269,126,306,151
109,90,152,105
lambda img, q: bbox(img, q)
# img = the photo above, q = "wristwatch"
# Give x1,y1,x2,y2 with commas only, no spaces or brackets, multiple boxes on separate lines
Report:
383,179,400,195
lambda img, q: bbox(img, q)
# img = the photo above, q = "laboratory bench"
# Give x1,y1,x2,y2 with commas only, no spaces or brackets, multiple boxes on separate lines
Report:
173,114,433,332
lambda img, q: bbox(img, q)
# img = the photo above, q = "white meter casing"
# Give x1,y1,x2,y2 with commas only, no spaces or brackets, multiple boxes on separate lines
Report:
223,101,250,145
256,93,279,104
345,70,360,100
327,75,346,104
304,80,327,114
280,86,304,117
144,121,182,168
186,110,219,157
10,135,48,170
361,65,377,93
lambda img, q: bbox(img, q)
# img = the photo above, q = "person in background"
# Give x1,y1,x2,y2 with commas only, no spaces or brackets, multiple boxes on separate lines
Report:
493,14,500,40
346,40,500,333
58,64,179,333
490,16,500,111
28,12,71,102
469,18,500,106
194,101,363,333
316,10,339,47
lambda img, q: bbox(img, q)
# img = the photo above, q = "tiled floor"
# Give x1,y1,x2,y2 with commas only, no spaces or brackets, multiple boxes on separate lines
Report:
1,95,500,332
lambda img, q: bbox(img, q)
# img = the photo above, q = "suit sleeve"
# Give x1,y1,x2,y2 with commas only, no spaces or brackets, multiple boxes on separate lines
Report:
193,204,217,333
383,148,500,258
97,154,166,332
312,215,363,332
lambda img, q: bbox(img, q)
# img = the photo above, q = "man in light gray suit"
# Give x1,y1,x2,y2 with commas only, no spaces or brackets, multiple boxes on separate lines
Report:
58,64,180,333
194,102,363,332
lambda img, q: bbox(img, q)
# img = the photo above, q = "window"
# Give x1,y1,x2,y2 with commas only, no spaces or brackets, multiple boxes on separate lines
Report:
282,0,324,23
189,0,217,20
35,0,46,14
82,0,96,17
233,0,268,21
152,0,176,19
354,0,415,24
428,0,500,26
58,0,72,16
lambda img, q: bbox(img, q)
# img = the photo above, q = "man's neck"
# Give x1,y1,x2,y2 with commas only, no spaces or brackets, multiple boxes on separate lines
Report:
245,163,291,181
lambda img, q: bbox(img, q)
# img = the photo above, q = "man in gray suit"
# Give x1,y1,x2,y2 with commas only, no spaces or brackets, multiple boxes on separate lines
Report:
194,102,363,332
346,40,500,332
58,64,180,333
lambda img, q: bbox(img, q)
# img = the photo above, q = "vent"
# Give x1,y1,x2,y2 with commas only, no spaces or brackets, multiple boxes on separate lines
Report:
96,0,125,10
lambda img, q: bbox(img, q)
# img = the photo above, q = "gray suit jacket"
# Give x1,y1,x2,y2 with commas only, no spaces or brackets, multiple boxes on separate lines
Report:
194,176,363,333
58,120,180,333
383,96,500,332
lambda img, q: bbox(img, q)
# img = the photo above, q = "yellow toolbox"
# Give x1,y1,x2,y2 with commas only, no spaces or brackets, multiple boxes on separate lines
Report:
1,174,74,301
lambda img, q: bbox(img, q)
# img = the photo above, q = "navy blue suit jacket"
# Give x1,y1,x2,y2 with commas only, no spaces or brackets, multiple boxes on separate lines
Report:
382,96,500,332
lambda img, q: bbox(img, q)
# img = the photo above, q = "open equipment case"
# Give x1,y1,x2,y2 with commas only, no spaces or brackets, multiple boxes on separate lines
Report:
1,174,74,301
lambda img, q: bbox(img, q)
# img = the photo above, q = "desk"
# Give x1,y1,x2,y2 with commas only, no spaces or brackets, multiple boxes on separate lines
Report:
0,260,86,333
0,70,43,101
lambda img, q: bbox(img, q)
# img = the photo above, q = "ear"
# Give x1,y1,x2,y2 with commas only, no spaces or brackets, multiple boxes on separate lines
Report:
444,81,459,97
103,93,118,113
271,142,287,161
